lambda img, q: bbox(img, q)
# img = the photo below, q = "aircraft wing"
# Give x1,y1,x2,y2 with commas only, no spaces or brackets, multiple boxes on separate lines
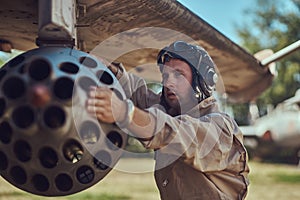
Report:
0,0,274,103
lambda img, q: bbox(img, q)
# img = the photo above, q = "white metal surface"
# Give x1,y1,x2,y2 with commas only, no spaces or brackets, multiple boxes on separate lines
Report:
38,0,77,46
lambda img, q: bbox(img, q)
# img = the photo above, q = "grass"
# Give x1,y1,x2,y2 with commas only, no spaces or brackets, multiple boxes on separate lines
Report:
272,173,300,183
247,162,300,200
1,158,300,200
68,193,131,200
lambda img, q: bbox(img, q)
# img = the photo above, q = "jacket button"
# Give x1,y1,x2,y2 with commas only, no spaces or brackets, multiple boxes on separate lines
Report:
162,179,168,187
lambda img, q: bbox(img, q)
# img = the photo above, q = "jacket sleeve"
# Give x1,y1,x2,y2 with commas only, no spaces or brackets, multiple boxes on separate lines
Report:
117,66,160,109
144,107,238,172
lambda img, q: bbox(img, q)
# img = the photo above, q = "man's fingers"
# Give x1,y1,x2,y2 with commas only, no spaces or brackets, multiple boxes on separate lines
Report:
89,86,112,99
86,105,107,115
87,98,109,107
86,105,116,123
86,86,119,124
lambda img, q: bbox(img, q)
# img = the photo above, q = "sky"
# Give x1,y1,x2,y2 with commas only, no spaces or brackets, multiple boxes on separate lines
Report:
177,0,253,44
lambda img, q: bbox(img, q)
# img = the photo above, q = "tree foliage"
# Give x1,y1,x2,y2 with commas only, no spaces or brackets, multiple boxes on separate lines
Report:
237,0,300,111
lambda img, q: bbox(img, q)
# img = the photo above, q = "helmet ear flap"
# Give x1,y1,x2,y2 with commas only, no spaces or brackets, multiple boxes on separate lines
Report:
193,65,218,101
202,66,218,95
206,68,218,92
197,52,218,97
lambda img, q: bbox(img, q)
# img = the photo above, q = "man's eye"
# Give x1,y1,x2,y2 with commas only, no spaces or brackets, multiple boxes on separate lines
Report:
174,71,182,77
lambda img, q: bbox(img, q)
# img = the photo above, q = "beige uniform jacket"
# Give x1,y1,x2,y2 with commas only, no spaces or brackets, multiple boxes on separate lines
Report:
118,69,249,200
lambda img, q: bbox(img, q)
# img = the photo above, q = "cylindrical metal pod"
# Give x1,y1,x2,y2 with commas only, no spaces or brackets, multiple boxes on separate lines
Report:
0,47,128,196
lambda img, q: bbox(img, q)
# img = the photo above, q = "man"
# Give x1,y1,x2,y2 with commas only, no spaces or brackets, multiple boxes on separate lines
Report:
0,39,23,67
87,41,249,199
0,39,13,67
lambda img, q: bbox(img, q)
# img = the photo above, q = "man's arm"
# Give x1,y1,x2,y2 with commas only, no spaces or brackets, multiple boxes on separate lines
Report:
86,86,156,140
104,62,160,109
86,87,237,172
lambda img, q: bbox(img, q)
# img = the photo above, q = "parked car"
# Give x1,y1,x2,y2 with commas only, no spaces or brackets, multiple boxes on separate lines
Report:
241,89,300,164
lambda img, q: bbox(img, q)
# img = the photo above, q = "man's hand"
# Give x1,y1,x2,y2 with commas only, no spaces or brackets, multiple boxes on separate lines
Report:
86,86,126,123
86,86,155,140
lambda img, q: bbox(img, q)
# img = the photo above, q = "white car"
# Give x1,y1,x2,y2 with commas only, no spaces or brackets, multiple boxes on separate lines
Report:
241,89,300,164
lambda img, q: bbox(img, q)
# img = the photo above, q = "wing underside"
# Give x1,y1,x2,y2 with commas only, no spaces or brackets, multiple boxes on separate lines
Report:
0,0,273,103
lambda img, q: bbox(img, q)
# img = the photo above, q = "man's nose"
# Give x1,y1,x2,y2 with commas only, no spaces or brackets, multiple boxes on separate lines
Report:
165,74,176,88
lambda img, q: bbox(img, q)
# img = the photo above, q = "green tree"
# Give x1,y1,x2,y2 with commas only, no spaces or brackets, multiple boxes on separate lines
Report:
237,0,300,109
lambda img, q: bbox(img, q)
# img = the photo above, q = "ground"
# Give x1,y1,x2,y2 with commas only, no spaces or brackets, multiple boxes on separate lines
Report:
0,158,300,200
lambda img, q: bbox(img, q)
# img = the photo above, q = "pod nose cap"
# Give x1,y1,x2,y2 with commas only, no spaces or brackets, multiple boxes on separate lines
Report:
30,84,51,107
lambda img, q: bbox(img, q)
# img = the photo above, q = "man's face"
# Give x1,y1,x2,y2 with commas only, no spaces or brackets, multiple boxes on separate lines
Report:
162,58,196,112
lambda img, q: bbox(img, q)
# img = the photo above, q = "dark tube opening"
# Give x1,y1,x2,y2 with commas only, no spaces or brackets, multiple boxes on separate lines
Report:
93,150,111,170
106,131,123,151
32,174,50,192
53,77,74,101
79,121,100,144
59,62,79,74
55,174,73,192
0,121,12,144
97,70,113,85
28,59,51,81
43,106,66,129
78,77,97,93
10,166,27,185
12,105,35,129
39,147,58,168
2,76,25,99
79,56,97,68
14,140,32,162
76,166,94,184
